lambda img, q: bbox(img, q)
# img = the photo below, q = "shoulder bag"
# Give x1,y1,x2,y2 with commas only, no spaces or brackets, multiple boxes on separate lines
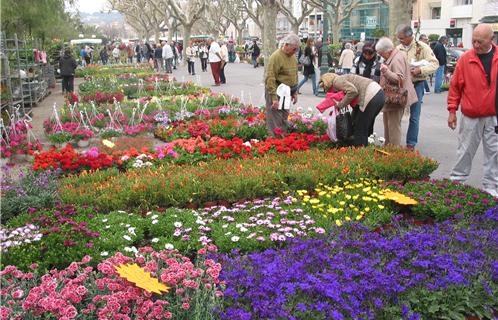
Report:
383,78,408,107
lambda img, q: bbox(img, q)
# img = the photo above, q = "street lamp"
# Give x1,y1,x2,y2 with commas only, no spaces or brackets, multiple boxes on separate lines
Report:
318,3,329,97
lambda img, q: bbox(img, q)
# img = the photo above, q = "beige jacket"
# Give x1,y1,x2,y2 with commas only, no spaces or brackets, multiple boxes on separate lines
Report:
380,49,418,111
320,73,382,111
396,39,438,82
339,49,355,69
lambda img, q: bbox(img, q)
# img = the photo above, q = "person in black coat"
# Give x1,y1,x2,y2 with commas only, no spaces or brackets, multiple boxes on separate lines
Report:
251,40,260,68
297,38,318,96
59,48,78,93
432,35,448,93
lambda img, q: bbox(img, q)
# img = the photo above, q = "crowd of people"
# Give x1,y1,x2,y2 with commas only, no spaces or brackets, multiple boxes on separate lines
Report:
265,24,497,196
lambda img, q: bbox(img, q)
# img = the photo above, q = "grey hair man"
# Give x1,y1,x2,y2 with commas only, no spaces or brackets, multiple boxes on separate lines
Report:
396,24,438,149
433,35,448,93
264,33,299,135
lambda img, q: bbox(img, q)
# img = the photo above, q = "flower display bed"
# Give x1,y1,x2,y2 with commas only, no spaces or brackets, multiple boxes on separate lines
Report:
1,64,497,319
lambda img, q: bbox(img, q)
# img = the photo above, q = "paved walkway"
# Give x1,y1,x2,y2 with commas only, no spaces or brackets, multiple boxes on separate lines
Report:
32,60,485,189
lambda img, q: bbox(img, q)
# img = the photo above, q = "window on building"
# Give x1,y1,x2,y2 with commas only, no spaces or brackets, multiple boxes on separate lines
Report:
455,0,472,5
431,7,441,19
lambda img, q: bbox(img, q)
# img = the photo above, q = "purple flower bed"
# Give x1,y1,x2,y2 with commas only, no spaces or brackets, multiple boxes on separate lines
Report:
217,206,498,320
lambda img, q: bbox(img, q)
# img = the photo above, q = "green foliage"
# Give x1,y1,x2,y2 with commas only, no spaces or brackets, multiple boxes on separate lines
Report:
47,132,73,144
389,179,497,221
1,169,60,224
59,146,439,212
429,34,440,42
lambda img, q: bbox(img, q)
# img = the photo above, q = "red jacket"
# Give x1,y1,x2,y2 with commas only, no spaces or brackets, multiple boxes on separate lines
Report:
447,44,497,118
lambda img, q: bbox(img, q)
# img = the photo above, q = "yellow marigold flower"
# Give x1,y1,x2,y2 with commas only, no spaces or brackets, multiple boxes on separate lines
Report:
378,205,385,209
318,191,326,196
339,201,346,206
356,215,362,220
345,216,351,221
282,191,289,195
365,207,370,212
362,187,371,192
309,198,320,204
345,195,352,200
335,219,342,226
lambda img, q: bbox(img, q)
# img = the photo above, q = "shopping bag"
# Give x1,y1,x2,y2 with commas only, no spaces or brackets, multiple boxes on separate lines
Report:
336,106,353,141
324,107,338,142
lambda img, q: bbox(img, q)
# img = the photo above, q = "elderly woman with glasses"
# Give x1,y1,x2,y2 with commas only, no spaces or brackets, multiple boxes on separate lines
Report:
265,33,300,135
319,72,385,146
375,37,418,146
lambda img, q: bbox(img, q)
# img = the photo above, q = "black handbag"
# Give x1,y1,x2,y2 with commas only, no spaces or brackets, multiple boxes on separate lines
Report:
336,106,353,141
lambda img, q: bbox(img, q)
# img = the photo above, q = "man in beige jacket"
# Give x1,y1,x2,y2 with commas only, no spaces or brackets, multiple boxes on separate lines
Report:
396,25,438,149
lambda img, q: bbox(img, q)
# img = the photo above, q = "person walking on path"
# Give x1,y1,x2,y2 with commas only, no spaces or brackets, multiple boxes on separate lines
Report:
447,23,498,197
100,46,108,65
433,36,448,93
376,37,418,146
207,37,223,86
251,40,260,68
396,24,438,150
220,41,229,84
154,43,163,72
59,48,78,93
265,33,300,135
162,41,174,74
186,42,196,75
319,73,385,147
112,46,120,64
296,38,318,96
80,46,87,67
338,43,355,74
199,42,208,72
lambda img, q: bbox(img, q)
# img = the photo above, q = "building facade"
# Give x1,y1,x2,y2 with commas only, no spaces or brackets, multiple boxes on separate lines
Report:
413,0,498,48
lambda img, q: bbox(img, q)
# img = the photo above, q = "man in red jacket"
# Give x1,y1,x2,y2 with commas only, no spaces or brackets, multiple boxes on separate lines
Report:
447,23,498,197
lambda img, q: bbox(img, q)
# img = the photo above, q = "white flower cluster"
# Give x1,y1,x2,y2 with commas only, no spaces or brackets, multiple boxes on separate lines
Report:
131,154,154,168
1,224,43,252
368,132,386,145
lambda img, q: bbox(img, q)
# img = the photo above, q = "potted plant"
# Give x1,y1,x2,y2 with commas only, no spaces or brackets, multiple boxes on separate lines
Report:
72,128,95,148
47,132,73,149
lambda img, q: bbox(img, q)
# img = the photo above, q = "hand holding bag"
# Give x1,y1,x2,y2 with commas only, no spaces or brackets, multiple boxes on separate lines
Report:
336,106,353,141
383,77,408,107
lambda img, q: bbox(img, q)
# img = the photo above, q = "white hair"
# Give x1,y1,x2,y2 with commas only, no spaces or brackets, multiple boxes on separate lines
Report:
375,37,394,53
281,33,300,47
345,43,352,50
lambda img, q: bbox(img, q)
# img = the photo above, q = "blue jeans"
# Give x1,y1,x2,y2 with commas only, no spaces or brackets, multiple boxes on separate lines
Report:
342,68,350,74
424,80,430,92
434,65,445,93
406,81,425,147
252,56,258,67
297,73,317,95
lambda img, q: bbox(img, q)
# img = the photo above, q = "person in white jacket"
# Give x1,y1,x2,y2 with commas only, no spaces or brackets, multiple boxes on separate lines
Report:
162,41,174,73
220,41,229,84
339,43,355,74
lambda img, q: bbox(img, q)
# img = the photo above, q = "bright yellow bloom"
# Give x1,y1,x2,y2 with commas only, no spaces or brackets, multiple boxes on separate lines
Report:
345,216,351,221
335,219,342,226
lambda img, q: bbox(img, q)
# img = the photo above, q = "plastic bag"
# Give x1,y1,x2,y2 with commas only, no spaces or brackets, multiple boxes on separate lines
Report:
234,54,240,63
324,107,338,142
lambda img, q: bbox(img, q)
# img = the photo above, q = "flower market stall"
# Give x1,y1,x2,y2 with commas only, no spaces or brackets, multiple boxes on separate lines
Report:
1,64,497,320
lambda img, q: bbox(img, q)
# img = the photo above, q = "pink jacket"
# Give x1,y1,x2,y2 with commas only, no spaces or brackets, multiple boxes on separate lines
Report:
316,89,358,113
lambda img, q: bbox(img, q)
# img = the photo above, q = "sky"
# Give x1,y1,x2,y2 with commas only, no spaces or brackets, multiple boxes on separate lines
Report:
74,0,109,13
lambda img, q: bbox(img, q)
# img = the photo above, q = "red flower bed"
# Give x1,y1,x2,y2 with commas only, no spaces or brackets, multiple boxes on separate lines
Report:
33,145,114,171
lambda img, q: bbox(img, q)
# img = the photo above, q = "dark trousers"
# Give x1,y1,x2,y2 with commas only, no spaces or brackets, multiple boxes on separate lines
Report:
352,90,385,146
210,61,221,85
220,63,226,83
201,58,208,71
62,76,74,93
188,61,195,74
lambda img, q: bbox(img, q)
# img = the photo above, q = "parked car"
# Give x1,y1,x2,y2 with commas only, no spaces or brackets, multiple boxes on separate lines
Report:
446,47,468,75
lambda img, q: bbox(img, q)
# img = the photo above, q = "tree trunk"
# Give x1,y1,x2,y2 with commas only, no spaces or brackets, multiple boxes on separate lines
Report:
327,12,341,44
291,23,299,35
262,1,278,65
168,25,175,43
182,25,192,65
389,0,413,38
236,26,244,45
